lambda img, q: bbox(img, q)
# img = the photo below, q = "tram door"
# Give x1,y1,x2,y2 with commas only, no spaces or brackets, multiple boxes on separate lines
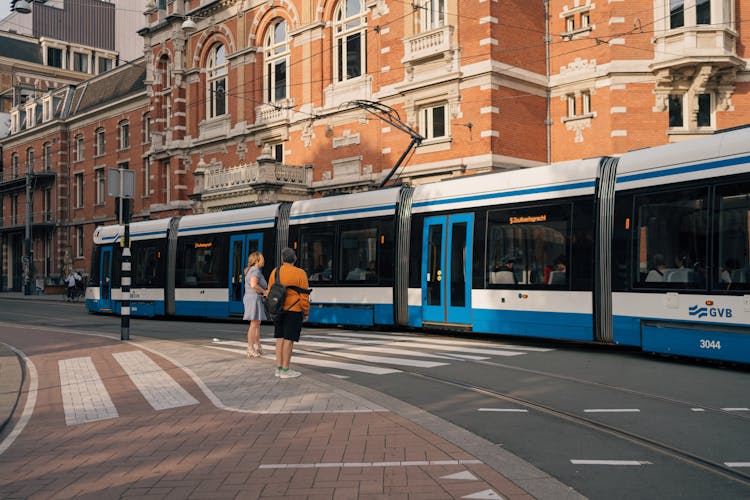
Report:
228,233,263,315
100,246,113,310
421,214,474,325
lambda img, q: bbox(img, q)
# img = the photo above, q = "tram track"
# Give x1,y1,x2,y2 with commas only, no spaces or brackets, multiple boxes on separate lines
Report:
300,344,750,487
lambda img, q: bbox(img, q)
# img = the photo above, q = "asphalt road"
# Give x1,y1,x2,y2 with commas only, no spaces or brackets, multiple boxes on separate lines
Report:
2,297,749,499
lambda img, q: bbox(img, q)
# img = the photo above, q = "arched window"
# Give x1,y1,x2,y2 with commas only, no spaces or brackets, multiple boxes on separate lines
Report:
334,0,366,82
264,19,289,103
206,43,227,118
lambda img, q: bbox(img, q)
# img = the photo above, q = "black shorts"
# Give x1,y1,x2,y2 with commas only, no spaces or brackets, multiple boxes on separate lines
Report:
273,311,303,342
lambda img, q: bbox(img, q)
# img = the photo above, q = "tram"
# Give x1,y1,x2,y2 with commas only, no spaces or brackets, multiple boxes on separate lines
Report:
86,126,750,364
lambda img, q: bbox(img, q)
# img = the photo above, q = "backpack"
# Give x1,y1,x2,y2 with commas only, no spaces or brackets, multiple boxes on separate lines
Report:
264,267,288,321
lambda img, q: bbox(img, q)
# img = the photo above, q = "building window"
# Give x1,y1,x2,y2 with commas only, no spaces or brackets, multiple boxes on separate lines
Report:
76,226,84,258
581,12,590,28
95,169,105,205
11,195,18,225
668,94,683,127
264,21,289,102
273,143,283,162
42,97,52,122
566,16,575,32
95,128,105,156
143,113,151,143
73,52,89,73
143,157,151,197
11,153,19,177
696,0,711,24
44,188,51,222
118,120,130,150
98,57,112,74
43,142,52,170
669,0,684,29
334,0,366,82
26,148,34,173
206,44,227,117
567,94,576,117
47,47,63,68
420,104,447,140
75,172,84,208
75,134,84,161
697,93,712,127
581,91,591,114
420,0,446,32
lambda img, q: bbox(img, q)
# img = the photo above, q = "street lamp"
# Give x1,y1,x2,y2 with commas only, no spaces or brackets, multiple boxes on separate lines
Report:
12,0,48,14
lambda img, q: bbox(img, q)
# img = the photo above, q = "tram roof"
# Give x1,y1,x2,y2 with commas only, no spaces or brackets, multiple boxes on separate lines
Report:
411,158,602,214
177,204,280,236
94,218,172,244
289,187,401,224
615,126,750,190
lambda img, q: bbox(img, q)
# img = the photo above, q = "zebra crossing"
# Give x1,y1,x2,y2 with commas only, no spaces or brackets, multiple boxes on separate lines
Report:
57,351,198,426
207,331,553,376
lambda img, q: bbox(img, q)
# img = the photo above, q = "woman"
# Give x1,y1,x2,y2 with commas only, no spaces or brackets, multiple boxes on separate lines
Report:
243,251,267,358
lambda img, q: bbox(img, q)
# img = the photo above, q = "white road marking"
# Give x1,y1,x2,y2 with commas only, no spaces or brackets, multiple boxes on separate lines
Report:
584,409,640,413
328,331,552,351
302,335,490,360
58,357,118,425
691,408,706,412
462,490,503,499
441,471,479,480
571,460,651,465
721,407,750,411
478,408,528,413
113,351,198,410
206,345,400,375
259,459,482,469
725,462,750,467
0,345,37,457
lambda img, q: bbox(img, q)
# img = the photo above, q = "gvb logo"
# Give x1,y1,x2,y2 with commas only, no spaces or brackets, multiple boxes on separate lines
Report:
689,304,733,319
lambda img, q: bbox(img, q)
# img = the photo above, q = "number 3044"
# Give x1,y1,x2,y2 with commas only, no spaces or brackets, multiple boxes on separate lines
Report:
699,339,721,349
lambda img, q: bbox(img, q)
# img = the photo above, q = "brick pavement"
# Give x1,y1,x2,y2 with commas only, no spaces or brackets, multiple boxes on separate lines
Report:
0,321,584,499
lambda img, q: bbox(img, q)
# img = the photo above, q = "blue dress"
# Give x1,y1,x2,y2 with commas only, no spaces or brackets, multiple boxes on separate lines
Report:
243,267,267,321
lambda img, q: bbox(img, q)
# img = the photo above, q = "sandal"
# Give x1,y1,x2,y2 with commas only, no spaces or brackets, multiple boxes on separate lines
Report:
247,347,259,358
256,344,264,356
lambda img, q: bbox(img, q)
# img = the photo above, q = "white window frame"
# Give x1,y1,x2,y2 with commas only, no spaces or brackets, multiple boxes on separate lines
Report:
11,153,18,177
76,226,84,258
420,0,446,32
143,113,151,143
419,103,449,141
75,134,84,162
26,148,34,172
24,102,36,129
567,94,576,117
206,44,228,118
42,95,53,122
118,120,130,150
264,20,289,103
95,128,105,156
333,0,366,83
95,168,105,205
566,16,575,32
43,142,52,171
72,51,89,73
581,91,591,115
75,172,84,208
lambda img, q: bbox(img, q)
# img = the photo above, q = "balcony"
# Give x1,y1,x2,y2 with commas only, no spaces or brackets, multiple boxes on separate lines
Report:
254,100,295,128
0,169,57,193
202,162,308,193
401,25,458,82
0,210,57,232
651,26,744,73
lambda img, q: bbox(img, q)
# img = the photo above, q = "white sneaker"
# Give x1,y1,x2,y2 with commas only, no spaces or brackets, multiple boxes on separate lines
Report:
275,368,281,377
279,369,301,379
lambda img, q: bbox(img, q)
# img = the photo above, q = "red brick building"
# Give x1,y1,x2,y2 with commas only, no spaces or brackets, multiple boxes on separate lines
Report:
2,0,750,291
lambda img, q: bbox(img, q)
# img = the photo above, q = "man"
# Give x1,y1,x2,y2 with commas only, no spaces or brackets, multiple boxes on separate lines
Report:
267,247,310,379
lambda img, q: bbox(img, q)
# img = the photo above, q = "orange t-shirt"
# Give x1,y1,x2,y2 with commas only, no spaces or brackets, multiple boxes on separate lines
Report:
267,263,310,316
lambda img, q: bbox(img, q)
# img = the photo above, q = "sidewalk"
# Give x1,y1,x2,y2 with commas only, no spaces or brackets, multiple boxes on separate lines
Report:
0,314,584,498
0,291,67,301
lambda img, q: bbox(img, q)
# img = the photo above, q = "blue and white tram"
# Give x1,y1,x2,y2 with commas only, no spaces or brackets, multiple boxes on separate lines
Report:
87,218,172,316
610,128,750,363
86,125,750,364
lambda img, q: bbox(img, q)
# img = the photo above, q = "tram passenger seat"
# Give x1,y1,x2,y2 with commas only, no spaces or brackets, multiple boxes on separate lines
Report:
547,270,566,285
490,271,515,284
667,269,694,283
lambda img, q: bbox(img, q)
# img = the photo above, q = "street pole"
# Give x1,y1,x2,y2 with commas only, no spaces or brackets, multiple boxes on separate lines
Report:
120,171,130,340
23,159,32,295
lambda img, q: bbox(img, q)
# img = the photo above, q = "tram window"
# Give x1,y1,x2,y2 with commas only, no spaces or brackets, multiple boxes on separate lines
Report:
635,189,707,289
89,246,101,286
716,183,750,291
175,235,228,288
132,240,165,287
299,226,335,283
341,225,378,282
486,206,570,287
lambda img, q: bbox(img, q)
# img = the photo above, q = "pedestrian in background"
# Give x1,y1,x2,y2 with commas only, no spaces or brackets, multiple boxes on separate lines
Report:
243,251,267,358
267,247,310,379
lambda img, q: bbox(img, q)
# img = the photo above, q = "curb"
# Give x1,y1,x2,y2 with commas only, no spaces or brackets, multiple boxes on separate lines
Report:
0,343,22,436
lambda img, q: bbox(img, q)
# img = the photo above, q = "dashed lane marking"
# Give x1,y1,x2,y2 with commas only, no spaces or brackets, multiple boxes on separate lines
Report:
478,408,528,413
113,351,199,411
258,459,482,469
583,409,640,413
571,460,652,465
58,357,118,426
